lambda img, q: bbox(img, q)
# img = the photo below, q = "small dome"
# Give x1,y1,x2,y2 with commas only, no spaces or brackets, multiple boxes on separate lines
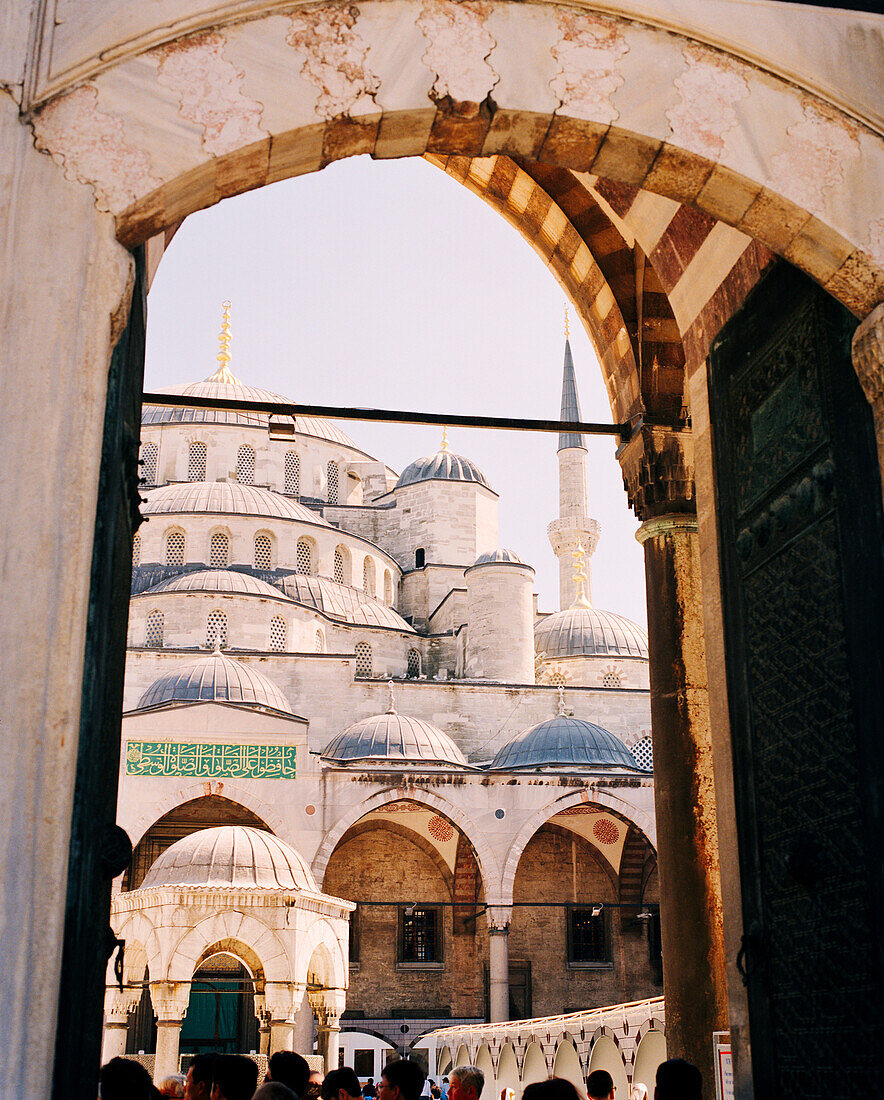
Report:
142,569,291,600
142,377,359,449
322,713,468,767
535,607,648,658
277,575,414,633
137,652,292,713
396,451,491,490
472,549,525,566
489,715,640,771
142,481,331,525
140,826,317,891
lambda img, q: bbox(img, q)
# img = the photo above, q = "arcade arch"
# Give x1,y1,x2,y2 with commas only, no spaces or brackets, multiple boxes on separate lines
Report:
587,1035,628,1098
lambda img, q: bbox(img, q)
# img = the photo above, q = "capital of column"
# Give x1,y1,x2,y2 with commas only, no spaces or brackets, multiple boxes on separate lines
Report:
618,424,695,522
265,982,297,1023
852,301,884,408
104,986,142,1021
635,513,698,544
485,905,512,932
149,981,190,1023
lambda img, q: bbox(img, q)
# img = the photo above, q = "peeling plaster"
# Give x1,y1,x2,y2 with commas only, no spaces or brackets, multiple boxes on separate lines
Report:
769,97,861,217
866,219,884,270
549,10,626,123
416,0,497,105
667,43,751,161
154,31,266,157
286,5,381,120
30,83,160,212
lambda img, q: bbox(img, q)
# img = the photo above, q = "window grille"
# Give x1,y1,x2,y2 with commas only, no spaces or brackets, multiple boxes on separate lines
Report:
296,538,314,576
141,442,158,486
407,649,421,678
632,736,653,772
132,532,141,568
334,548,345,585
363,557,376,598
209,532,229,568
254,534,272,570
315,629,325,653
549,671,566,687
236,444,255,484
354,642,372,678
602,671,622,688
285,452,301,496
568,907,608,964
327,461,339,505
206,609,228,649
270,616,286,651
145,610,164,648
384,570,393,605
401,907,440,963
165,530,185,566
188,441,206,481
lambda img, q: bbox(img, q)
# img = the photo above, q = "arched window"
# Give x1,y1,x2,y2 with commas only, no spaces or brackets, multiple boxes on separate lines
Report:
188,441,206,481
165,530,185,566
285,452,301,496
632,735,653,772
145,610,163,648
270,616,286,652
209,531,229,568
407,648,421,678
254,533,273,570
206,609,227,649
334,547,345,585
296,537,315,576
315,629,325,653
363,556,376,598
384,570,393,605
415,547,426,568
236,444,255,484
132,532,141,568
141,442,158,486
354,641,372,678
327,461,339,505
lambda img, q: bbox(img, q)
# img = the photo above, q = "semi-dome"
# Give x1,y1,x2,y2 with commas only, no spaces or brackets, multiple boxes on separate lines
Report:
277,575,414,632
141,569,292,600
136,651,293,713
535,607,648,658
142,481,331,525
396,451,491,490
322,711,468,766
142,373,360,450
140,826,317,891
489,715,641,771
472,549,525,566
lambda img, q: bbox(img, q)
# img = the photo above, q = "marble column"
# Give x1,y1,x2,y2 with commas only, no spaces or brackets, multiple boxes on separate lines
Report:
149,983,190,1084
852,302,884,501
292,984,314,1055
319,1016,341,1073
270,1021,295,1054
101,989,141,1063
486,907,512,1023
621,426,728,1092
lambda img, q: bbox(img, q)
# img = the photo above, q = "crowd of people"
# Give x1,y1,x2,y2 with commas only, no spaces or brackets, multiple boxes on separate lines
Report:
97,1051,703,1100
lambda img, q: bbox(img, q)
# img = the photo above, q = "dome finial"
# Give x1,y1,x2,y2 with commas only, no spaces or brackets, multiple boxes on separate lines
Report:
387,680,397,714
212,638,223,655
440,426,449,453
206,300,242,384
564,302,570,340
557,682,567,716
570,543,592,609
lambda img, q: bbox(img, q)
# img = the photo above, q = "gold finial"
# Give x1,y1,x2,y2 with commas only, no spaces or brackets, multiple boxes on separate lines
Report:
557,682,567,716
387,680,397,714
206,300,242,384
441,426,450,453
564,303,570,340
570,542,592,609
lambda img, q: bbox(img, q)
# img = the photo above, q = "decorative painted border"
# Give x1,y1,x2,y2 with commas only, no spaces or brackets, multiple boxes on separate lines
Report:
125,740,297,778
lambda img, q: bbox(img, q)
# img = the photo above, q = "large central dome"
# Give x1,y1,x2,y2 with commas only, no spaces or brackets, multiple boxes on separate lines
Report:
396,450,491,490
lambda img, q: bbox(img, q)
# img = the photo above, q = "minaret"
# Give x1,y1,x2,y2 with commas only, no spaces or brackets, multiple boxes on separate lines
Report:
547,307,601,609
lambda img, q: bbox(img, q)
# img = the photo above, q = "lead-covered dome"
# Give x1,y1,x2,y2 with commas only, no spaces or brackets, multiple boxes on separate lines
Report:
472,549,525,566
490,715,640,771
140,826,317,891
142,481,331,525
142,569,291,600
535,607,648,658
396,451,491,490
322,712,468,766
277,575,414,632
136,651,293,713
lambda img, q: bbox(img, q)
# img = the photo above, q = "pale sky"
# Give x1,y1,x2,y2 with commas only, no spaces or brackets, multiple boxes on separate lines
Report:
145,155,647,626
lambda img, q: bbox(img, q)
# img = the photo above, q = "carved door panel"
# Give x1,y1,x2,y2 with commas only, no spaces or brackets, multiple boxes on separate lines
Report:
708,262,884,1094
52,249,146,1100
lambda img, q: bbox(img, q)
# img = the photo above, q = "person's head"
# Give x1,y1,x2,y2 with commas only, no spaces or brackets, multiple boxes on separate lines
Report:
99,1057,153,1100
159,1075,186,1098
380,1059,427,1100
268,1051,311,1095
322,1068,363,1100
587,1069,615,1100
521,1080,581,1100
185,1055,219,1100
210,1054,259,1100
448,1065,485,1100
655,1060,702,1100
254,1085,299,1100
306,1070,325,1100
